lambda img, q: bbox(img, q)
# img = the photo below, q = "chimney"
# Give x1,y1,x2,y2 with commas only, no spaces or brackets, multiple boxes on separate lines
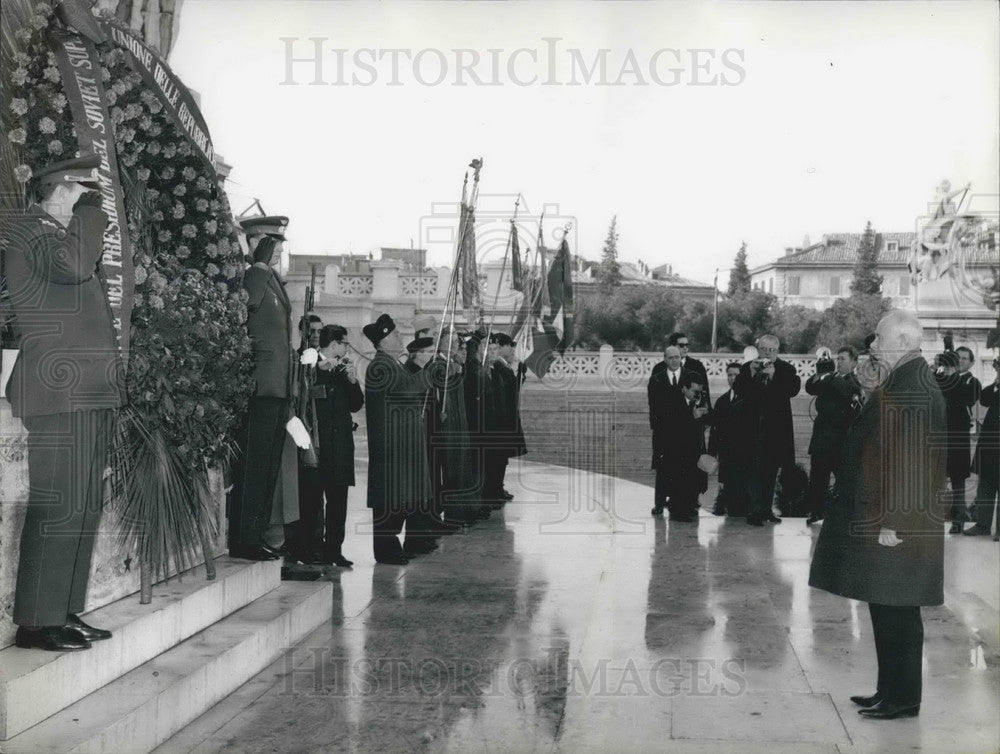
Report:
784,247,794,256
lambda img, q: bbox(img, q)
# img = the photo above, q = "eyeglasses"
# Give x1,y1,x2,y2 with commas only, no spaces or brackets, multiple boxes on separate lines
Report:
677,342,690,347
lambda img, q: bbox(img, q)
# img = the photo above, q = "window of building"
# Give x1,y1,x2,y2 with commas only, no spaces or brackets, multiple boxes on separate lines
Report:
787,276,801,295
767,278,773,293
898,275,910,296
886,240,899,254
829,276,841,296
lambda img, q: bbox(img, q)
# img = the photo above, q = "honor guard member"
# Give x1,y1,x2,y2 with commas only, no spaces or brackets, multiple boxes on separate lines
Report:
463,331,494,520
229,215,295,561
403,334,443,552
488,332,527,502
3,154,119,650
364,314,433,564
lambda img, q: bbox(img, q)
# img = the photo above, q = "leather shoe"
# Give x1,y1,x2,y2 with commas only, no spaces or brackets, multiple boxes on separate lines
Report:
651,506,665,517
231,546,280,561
747,515,764,526
963,524,990,536
65,614,111,641
806,515,823,525
858,700,919,719
501,489,514,501
850,692,882,708
375,554,409,565
765,514,782,524
949,522,962,534
331,555,353,568
15,626,91,652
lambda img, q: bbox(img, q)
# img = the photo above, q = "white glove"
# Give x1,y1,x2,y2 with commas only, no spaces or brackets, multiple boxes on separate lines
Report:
286,417,312,449
300,347,319,366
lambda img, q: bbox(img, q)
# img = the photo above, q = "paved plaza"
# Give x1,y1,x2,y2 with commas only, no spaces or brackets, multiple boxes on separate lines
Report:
156,460,1000,754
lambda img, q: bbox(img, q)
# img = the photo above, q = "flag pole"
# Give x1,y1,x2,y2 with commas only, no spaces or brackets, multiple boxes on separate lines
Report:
482,196,520,363
710,268,719,353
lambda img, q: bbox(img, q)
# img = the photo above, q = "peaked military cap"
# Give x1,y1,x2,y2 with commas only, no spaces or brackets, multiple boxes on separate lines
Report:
363,313,396,344
240,215,289,238
34,154,101,189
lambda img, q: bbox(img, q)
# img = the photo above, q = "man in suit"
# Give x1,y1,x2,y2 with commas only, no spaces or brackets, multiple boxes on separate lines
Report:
403,334,443,552
229,216,294,561
648,345,684,515
650,368,710,522
965,358,998,537
804,346,863,525
463,332,494,521
489,332,527,502
650,332,711,407
937,347,982,533
734,334,801,525
364,314,433,564
809,309,947,720
3,155,121,651
308,324,364,565
708,362,743,516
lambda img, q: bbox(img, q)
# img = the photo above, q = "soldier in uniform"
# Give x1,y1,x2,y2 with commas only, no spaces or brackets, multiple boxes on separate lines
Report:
463,332,493,520
229,216,295,561
403,334,443,551
3,155,120,651
364,314,433,564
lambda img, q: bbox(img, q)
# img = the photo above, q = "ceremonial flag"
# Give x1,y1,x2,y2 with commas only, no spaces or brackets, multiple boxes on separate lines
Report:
459,200,480,309
537,221,551,314
509,221,524,292
547,238,575,354
523,320,561,379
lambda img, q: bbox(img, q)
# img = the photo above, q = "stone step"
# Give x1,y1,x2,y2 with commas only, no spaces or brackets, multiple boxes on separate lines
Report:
0,557,280,740
2,580,332,754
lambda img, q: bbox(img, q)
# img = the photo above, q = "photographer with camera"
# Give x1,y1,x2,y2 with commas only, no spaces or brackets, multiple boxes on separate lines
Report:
733,334,802,526
965,357,998,538
804,347,863,525
935,340,982,534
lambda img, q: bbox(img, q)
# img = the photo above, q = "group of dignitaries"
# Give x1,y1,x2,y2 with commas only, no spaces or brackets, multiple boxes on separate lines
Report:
648,311,999,720
225,215,527,568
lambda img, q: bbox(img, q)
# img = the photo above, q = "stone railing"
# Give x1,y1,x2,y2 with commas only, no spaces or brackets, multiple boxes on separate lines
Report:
534,346,995,391
337,274,373,296
399,275,438,296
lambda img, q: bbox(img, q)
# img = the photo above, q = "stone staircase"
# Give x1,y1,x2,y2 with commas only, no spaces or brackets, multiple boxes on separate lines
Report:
0,557,332,753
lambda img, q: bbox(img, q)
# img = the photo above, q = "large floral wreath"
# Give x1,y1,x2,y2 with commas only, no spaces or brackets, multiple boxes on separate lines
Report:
5,2,255,579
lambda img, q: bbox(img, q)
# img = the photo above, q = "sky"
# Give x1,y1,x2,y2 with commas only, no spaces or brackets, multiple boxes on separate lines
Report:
168,0,1000,288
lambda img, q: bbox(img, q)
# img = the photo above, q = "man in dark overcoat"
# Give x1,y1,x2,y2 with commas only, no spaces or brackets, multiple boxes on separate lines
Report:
965,359,998,537
489,332,527,502
804,346,863,525
364,314,433,564
3,155,121,651
403,334,444,550
308,324,364,566
936,348,981,533
648,345,685,516
463,332,494,519
734,334,801,525
809,310,947,720
650,370,710,522
229,216,294,561
708,362,743,516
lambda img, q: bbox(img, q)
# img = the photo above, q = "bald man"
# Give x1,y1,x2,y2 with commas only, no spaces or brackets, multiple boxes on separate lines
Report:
809,310,947,720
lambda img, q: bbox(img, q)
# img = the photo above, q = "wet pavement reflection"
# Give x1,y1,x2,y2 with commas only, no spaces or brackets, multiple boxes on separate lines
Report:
159,461,1000,754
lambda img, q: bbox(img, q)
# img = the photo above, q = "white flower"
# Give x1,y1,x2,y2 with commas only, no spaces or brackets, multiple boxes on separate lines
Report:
8,128,27,145
300,348,319,366
149,294,165,310
14,165,32,183
182,224,197,238
134,265,148,285
205,263,220,277
9,98,28,115
47,139,63,155
38,116,56,134
12,68,28,86
176,245,191,259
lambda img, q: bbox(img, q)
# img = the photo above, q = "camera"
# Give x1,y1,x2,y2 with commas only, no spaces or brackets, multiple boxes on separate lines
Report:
816,356,835,375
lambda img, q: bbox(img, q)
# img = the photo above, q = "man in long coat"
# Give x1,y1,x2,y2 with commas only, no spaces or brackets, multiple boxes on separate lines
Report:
965,360,998,537
650,368,710,521
4,155,121,651
229,216,294,561
463,332,494,520
809,309,947,720
364,314,433,564
936,348,981,533
489,332,527,502
708,362,744,516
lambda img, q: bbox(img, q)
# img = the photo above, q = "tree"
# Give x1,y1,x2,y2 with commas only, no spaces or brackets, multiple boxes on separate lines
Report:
816,293,891,351
575,284,682,350
850,221,883,295
597,216,622,295
727,241,752,296
772,305,824,354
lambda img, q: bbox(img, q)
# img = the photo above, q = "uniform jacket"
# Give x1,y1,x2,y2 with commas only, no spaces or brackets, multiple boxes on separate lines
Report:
808,354,947,606
937,370,981,479
3,201,124,418
314,363,364,486
805,370,862,458
972,381,998,476
364,350,432,508
244,263,293,399
427,355,476,496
